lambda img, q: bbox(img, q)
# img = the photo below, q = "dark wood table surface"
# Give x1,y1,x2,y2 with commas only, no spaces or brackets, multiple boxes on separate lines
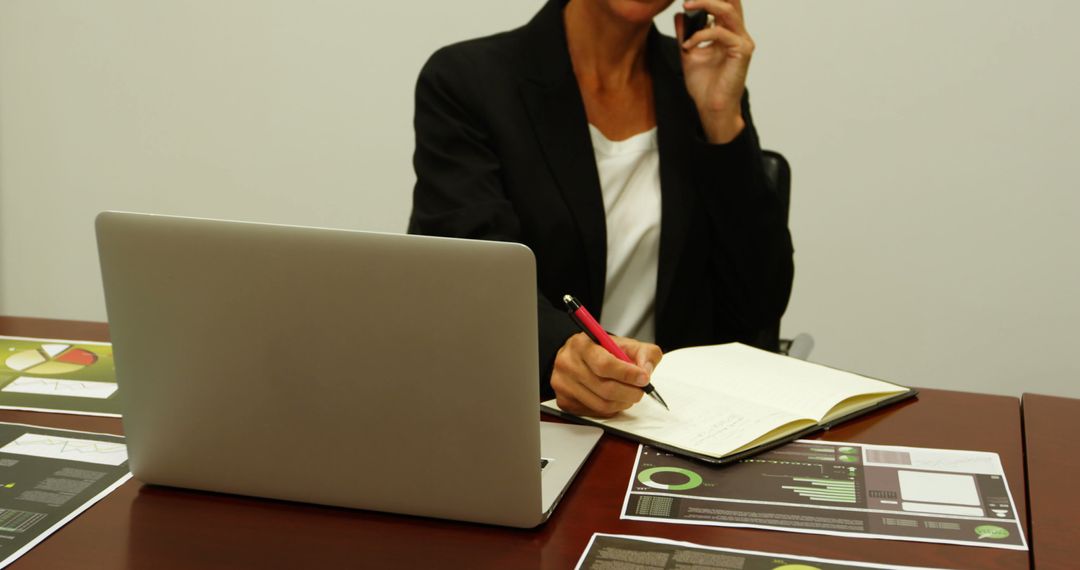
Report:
1022,393,1077,570
1,317,1030,569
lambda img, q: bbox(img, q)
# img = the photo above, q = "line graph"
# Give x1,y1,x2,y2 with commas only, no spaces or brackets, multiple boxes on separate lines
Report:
1,376,117,400
0,433,127,466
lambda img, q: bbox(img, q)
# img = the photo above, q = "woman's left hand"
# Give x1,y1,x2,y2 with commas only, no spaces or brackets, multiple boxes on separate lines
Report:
675,0,754,144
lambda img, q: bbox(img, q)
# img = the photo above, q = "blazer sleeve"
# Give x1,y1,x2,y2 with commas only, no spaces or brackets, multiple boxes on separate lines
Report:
407,49,578,400
695,94,795,341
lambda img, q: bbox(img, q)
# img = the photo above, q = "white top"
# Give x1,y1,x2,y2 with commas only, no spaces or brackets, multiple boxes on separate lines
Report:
589,124,661,343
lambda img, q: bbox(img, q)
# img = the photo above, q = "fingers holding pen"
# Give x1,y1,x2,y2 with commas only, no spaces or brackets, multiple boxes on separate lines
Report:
551,333,647,417
615,336,663,376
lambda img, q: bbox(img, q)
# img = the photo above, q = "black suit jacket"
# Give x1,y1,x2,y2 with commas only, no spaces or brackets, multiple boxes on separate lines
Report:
408,0,794,400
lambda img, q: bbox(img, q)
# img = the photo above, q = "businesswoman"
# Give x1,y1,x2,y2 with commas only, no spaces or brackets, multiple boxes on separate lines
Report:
408,0,793,417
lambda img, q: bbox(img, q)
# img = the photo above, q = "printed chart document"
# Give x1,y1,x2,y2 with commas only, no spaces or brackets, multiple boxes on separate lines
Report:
542,343,915,463
622,440,1027,550
0,336,119,417
0,421,131,569
575,534,952,570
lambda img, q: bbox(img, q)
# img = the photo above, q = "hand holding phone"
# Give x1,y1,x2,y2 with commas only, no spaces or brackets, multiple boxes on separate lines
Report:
682,9,709,43
677,0,754,144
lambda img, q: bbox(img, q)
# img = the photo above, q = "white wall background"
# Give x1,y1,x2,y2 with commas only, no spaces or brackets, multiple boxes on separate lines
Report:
2,1,1077,397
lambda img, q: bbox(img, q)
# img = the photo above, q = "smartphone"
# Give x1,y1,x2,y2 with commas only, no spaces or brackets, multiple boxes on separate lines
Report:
683,9,709,41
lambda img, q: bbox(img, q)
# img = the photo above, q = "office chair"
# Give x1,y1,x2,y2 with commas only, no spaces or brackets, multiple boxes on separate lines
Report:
761,150,813,361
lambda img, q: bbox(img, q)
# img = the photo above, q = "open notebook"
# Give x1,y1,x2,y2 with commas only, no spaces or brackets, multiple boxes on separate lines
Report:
541,343,916,464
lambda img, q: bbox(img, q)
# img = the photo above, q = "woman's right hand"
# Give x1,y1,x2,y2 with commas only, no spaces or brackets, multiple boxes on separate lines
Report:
550,333,663,417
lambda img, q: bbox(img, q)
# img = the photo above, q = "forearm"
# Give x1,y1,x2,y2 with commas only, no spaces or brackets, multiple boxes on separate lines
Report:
696,110,794,331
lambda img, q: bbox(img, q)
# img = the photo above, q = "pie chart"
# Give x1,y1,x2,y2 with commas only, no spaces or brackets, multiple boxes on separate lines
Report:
5,344,98,375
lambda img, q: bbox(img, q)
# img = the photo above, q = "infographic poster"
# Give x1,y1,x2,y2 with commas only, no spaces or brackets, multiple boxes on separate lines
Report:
575,534,951,570
0,336,120,417
623,440,1026,550
0,421,131,569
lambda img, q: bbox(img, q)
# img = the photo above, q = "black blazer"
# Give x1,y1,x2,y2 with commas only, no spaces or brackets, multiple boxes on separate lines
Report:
408,0,794,400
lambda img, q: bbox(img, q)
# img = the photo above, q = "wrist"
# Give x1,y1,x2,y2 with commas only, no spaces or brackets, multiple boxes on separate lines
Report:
699,110,745,144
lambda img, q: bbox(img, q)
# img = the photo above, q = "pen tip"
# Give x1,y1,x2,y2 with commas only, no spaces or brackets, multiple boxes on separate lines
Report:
563,294,573,304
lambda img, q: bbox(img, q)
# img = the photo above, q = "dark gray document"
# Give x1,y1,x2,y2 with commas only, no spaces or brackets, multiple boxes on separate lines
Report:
0,422,130,568
576,534,950,569
622,440,1026,550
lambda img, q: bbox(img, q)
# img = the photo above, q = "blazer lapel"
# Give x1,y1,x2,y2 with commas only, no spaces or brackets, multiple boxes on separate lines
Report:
648,30,697,322
518,0,607,306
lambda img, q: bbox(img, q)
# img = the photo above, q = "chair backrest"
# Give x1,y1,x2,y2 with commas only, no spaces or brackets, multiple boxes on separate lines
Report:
755,150,791,352
761,150,791,220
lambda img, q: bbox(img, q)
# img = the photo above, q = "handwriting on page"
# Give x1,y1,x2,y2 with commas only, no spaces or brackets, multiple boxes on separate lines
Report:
655,344,906,421
597,382,804,457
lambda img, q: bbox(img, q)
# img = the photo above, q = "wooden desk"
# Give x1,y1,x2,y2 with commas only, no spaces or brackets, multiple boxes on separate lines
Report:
1022,393,1077,569
2,317,1029,569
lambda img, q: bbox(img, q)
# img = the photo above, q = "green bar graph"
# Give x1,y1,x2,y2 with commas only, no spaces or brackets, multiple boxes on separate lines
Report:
780,477,857,503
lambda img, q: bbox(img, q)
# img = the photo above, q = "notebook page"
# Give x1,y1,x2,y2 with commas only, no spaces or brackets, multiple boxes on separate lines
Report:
652,343,906,422
547,379,810,458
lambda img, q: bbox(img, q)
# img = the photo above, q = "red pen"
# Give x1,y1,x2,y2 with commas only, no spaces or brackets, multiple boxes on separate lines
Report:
563,294,670,410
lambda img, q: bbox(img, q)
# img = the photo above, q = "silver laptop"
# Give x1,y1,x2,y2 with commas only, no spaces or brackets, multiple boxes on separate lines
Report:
96,211,601,528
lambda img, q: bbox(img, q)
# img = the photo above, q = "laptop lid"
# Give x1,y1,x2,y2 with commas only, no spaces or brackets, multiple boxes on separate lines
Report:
96,211,567,528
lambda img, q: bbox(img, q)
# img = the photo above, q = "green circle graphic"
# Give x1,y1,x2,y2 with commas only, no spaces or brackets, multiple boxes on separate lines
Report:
839,455,858,463
974,525,1010,540
838,447,857,454
638,467,704,491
